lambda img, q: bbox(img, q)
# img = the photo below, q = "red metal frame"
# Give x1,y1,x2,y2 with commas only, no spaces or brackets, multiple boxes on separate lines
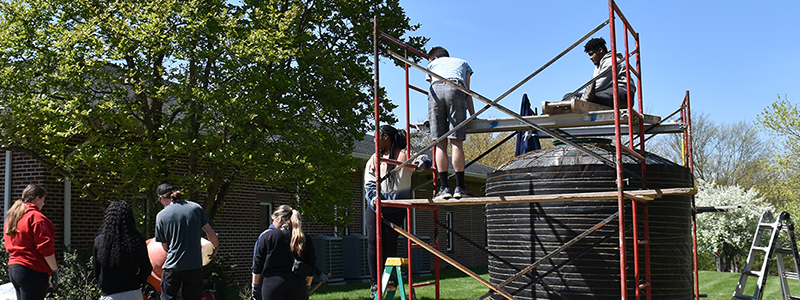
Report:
681,91,699,300
373,17,441,300
610,4,696,299
371,18,385,300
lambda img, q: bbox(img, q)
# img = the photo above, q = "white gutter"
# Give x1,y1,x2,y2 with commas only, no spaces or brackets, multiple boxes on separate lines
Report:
4,151,11,219
64,178,71,249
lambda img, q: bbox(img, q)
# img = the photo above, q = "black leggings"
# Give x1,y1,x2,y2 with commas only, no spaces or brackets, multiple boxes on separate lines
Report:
366,208,407,282
9,264,49,300
260,272,308,300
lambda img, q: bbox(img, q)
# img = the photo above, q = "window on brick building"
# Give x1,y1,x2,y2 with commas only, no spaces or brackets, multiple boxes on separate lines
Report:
446,212,453,251
260,202,273,231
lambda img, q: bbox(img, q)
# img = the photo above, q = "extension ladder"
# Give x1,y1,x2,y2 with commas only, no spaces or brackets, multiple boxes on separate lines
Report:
376,257,408,300
733,211,800,300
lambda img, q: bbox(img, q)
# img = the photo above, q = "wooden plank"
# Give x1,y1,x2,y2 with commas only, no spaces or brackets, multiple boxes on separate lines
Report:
551,123,685,136
413,113,679,136
542,98,612,115
389,223,519,300
382,187,695,207
464,110,662,134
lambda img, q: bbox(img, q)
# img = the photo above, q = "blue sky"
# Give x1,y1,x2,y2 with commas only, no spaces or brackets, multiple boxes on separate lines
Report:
378,1,800,127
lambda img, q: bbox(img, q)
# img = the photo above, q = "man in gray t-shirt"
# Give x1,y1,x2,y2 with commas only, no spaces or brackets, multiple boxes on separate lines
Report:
155,183,219,300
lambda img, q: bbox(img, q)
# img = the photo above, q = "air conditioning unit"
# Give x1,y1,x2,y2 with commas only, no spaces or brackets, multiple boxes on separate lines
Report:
311,235,343,282
397,235,432,276
342,234,370,280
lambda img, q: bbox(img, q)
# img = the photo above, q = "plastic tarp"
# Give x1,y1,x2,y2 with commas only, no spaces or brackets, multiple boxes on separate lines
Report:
514,94,541,156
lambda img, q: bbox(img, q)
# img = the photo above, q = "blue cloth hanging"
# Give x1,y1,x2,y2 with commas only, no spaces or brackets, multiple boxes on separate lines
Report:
515,93,541,156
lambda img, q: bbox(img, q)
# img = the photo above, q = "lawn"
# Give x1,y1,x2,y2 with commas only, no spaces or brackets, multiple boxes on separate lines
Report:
309,267,491,300
698,270,785,300
308,268,789,300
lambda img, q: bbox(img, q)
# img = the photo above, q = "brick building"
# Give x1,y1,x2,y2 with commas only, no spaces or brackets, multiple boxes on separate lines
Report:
0,134,492,284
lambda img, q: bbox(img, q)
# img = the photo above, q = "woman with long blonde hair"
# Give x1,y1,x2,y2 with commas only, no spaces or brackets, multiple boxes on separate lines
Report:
251,205,316,300
4,184,58,300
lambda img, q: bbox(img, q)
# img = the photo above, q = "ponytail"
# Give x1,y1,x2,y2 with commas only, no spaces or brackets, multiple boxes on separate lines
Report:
272,205,306,257
288,209,305,257
5,200,26,236
5,184,46,236
157,183,182,202
380,125,409,173
166,190,183,201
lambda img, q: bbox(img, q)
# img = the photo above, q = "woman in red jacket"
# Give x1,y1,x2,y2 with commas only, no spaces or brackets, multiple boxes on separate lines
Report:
3,184,58,300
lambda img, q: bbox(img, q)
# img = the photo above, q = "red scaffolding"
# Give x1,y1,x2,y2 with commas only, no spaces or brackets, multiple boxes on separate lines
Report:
370,1,698,299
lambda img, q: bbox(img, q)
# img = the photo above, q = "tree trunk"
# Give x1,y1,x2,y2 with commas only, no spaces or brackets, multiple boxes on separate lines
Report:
715,255,733,272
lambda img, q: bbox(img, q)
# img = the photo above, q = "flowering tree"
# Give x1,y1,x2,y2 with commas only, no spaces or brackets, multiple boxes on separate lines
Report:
695,180,772,272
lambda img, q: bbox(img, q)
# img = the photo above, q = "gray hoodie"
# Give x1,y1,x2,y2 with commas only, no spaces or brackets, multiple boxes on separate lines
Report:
582,52,636,100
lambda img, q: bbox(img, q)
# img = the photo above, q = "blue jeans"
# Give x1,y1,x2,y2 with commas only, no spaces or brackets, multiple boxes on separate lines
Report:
563,87,631,108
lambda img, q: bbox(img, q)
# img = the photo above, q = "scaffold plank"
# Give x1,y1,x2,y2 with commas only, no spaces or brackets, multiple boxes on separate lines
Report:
416,122,685,137
551,123,684,136
463,110,661,133
381,187,695,207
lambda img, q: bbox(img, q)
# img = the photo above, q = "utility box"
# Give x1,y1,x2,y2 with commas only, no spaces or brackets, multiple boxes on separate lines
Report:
397,235,432,276
342,234,370,280
311,235,343,282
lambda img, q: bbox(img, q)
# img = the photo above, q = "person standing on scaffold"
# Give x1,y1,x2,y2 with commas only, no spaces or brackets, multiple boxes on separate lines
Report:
364,125,431,298
426,46,475,200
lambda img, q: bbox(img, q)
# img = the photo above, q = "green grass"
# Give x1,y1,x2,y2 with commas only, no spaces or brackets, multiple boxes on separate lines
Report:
698,270,788,300
307,268,792,300
309,266,490,300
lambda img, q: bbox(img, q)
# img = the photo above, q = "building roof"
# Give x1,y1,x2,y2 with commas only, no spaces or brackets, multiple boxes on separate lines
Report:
352,134,494,179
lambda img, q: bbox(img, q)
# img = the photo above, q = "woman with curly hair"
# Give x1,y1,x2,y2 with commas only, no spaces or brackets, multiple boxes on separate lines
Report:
4,184,58,300
93,201,152,300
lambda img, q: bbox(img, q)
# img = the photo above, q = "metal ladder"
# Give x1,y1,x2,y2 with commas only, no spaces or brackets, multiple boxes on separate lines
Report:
733,211,800,300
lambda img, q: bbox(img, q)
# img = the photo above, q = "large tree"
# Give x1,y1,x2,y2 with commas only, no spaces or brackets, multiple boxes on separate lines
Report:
462,132,516,169
756,95,800,210
408,126,517,169
0,0,424,227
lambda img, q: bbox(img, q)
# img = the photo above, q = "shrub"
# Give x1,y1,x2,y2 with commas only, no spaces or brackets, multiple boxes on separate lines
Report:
54,248,101,300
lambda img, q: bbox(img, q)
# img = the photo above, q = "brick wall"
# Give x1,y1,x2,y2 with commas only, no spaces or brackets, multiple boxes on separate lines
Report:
0,151,105,254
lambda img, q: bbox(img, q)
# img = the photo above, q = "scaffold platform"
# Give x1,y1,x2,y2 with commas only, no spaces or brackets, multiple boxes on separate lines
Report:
382,187,696,207
415,109,685,137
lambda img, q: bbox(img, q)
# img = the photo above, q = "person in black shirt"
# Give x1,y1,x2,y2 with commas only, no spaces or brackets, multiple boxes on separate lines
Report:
252,205,316,300
93,201,152,299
